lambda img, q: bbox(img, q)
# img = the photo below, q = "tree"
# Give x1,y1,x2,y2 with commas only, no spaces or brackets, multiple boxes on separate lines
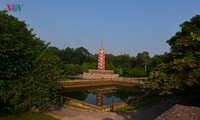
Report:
48,46,61,56
136,51,150,74
149,52,169,71
60,47,74,64
63,64,83,78
0,11,62,113
123,68,146,78
144,15,200,95
112,54,134,68
81,62,97,72
57,47,93,65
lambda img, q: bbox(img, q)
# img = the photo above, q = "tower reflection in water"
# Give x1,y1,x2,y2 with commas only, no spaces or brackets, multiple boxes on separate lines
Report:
96,93,104,106
90,86,118,106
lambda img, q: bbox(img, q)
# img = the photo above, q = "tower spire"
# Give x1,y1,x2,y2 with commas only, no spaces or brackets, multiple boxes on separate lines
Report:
101,40,104,49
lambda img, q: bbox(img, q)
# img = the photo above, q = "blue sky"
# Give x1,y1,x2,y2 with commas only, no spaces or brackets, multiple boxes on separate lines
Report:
1,0,200,56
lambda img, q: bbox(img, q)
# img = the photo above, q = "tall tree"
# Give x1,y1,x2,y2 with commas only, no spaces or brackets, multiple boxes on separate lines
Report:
144,15,200,95
57,47,93,65
0,11,62,113
48,46,61,56
136,51,150,74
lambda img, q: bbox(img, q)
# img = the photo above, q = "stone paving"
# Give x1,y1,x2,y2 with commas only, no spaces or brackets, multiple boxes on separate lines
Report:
47,108,123,120
47,101,175,120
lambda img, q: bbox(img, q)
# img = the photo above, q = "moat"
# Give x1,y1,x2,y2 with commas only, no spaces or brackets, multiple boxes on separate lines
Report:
62,84,143,106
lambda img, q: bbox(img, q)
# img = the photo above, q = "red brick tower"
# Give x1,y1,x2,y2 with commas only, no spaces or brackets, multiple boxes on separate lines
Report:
97,41,105,70
82,41,119,79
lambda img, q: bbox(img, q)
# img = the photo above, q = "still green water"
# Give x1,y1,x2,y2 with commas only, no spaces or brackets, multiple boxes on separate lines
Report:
62,85,143,105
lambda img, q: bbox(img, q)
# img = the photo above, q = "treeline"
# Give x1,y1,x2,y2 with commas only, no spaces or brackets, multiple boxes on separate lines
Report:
48,46,167,78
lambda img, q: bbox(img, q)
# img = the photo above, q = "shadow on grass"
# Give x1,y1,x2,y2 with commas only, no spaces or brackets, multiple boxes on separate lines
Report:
116,101,175,120
114,95,176,120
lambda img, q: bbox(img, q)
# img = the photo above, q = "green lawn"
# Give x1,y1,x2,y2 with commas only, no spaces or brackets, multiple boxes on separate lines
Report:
0,112,59,120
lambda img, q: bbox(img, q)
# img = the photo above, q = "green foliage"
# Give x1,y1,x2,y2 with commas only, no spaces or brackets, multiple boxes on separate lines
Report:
136,51,151,74
114,67,123,75
63,64,82,78
123,68,146,78
53,47,93,65
81,62,97,72
48,46,61,57
107,54,135,68
144,15,200,95
0,11,62,114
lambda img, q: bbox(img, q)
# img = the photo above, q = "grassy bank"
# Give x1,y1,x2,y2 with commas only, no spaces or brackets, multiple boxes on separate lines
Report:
114,95,167,112
0,112,59,120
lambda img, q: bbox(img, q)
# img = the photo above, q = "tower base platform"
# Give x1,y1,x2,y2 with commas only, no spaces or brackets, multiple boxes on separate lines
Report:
82,69,119,79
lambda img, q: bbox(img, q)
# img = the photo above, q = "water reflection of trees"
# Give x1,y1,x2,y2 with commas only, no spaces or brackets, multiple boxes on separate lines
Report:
62,90,88,101
90,85,143,102
62,85,144,104
105,87,143,101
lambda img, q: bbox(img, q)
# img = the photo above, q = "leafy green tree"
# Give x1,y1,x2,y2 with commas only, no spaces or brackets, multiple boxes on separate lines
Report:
81,62,97,72
74,64,83,75
105,63,115,70
0,11,62,113
48,46,61,56
149,52,169,71
60,47,74,64
63,64,75,77
136,51,150,74
114,67,123,76
63,64,83,78
116,54,133,68
57,47,93,65
75,47,93,64
144,15,200,95
81,63,89,72
123,68,146,78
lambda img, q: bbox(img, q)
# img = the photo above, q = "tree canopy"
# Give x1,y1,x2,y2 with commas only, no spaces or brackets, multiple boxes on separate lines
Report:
144,15,200,95
0,11,62,114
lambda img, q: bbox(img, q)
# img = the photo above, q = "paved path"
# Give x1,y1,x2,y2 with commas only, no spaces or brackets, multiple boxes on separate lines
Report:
47,108,123,120
47,101,175,120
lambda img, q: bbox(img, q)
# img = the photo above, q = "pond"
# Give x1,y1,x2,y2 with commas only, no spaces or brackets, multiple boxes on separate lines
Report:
62,85,143,106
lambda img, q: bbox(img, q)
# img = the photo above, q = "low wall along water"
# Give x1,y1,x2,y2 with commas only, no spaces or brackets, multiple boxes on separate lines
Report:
61,78,147,88
63,97,127,112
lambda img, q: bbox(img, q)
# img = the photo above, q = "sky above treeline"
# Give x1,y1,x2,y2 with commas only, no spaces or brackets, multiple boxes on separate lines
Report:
1,0,200,57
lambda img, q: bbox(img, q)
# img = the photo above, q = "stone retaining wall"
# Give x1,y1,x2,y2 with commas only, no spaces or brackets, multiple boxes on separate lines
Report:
63,97,127,112
61,78,147,88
